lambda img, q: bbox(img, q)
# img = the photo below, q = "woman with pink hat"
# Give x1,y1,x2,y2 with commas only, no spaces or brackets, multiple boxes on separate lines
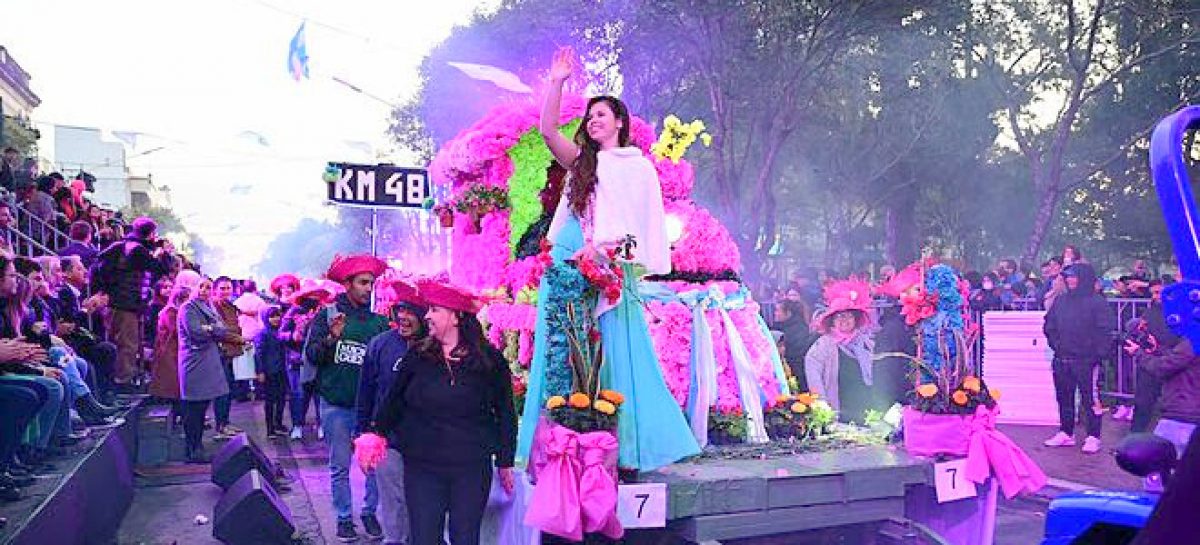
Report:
374,278,516,545
280,278,332,440
803,278,882,425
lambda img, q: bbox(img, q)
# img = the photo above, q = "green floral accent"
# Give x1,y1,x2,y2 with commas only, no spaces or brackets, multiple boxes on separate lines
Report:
506,119,581,256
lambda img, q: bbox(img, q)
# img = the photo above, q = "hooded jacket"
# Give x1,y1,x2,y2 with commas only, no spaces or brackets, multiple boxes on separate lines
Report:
95,235,173,312
254,306,287,376
1043,263,1113,361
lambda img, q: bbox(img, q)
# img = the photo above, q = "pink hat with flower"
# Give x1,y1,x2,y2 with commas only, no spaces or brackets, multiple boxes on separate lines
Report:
876,264,923,298
269,273,301,295
287,278,332,305
416,278,483,313
811,277,877,334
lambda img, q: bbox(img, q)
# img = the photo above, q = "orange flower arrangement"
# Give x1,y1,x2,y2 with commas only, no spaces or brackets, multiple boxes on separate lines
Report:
546,395,567,410
568,393,591,409
990,387,1001,401
951,390,969,406
794,392,817,405
916,384,939,398
599,389,625,405
790,401,809,414
962,376,981,393
593,399,617,415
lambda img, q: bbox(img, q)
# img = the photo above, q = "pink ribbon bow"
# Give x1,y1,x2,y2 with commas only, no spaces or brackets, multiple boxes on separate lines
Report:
353,433,389,472
578,431,624,539
964,405,1048,499
524,423,584,541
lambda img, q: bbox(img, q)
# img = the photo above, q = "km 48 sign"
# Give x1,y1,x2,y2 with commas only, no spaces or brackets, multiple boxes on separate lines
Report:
326,163,430,208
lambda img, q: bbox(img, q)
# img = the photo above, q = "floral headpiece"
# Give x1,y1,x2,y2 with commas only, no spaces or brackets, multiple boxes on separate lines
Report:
811,277,876,335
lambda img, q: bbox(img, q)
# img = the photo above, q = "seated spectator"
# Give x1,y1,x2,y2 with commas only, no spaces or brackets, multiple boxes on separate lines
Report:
0,202,14,254
0,253,73,473
0,148,19,192
57,256,117,401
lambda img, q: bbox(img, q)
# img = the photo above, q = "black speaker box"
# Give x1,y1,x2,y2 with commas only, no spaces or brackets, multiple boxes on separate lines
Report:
213,469,295,544
211,432,277,489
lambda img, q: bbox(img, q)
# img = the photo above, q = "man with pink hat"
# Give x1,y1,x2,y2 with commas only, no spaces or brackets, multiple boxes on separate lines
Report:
304,254,391,542
356,278,428,545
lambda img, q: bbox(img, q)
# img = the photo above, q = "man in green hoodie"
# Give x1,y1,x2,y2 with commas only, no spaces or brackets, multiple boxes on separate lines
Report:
305,254,390,542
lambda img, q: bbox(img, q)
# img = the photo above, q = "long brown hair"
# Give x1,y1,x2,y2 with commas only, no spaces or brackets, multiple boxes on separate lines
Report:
567,96,631,218
415,311,494,372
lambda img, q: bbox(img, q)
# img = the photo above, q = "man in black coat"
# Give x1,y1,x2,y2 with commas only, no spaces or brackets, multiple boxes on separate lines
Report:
58,255,119,400
1043,262,1113,454
93,217,173,391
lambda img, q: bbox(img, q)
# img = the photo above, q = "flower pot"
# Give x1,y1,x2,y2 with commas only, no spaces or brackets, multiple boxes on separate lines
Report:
902,406,970,457
708,429,743,446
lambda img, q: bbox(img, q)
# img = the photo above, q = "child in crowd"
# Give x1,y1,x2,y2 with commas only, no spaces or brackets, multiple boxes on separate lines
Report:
254,306,289,437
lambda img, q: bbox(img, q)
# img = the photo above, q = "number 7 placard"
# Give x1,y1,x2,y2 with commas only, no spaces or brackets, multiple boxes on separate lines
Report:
934,458,977,503
617,483,667,528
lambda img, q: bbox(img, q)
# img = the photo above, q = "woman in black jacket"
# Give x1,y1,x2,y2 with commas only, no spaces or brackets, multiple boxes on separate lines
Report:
375,279,516,545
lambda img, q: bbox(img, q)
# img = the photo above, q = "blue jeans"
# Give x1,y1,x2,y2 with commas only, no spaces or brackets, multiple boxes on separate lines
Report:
1,374,67,448
213,358,234,427
320,401,378,522
51,347,92,399
1145,419,1196,492
287,364,319,428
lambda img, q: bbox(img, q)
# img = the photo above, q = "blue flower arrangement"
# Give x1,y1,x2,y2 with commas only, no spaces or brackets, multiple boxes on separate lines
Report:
541,261,590,398
920,265,966,373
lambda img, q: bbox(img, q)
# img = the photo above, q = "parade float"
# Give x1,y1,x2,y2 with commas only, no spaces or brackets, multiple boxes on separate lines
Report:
421,94,1048,544
427,95,793,449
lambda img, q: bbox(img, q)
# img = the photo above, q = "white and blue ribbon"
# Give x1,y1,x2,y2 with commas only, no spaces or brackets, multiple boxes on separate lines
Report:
644,283,770,445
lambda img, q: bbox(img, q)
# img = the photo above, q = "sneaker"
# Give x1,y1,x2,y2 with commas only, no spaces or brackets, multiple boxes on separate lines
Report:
289,426,303,440
1112,406,1129,420
336,519,359,542
1082,436,1102,454
361,513,383,539
1043,431,1076,447
317,426,325,441
1121,406,1134,421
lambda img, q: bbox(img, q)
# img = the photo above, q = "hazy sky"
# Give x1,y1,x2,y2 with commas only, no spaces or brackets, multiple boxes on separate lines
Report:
1,0,498,277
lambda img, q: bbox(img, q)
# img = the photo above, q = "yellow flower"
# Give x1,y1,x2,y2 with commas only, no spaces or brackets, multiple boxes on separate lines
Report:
568,393,591,409
952,390,969,406
593,400,617,415
790,402,809,414
989,387,1001,401
962,376,981,393
664,115,682,128
546,395,566,410
916,384,938,398
599,389,625,405
701,133,713,147
688,120,706,132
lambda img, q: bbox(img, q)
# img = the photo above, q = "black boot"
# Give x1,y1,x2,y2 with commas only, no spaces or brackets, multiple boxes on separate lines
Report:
185,444,211,464
77,395,118,419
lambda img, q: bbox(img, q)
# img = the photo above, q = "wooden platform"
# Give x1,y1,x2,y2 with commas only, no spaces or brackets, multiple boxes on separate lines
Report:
638,445,933,543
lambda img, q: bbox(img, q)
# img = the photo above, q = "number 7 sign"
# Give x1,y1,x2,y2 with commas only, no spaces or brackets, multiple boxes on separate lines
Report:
934,458,978,503
617,483,667,528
